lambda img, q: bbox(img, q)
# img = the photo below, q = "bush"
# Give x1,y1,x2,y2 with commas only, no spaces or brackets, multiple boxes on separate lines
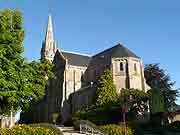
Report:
63,118,74,126
73,103,122,125
169,121,180,128
51,113,61,124
30,123,63,135
101,123,134,135
0,124,56,135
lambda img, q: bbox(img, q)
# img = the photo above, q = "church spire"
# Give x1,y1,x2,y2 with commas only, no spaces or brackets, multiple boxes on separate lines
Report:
45,14,54,42
41,14,57,61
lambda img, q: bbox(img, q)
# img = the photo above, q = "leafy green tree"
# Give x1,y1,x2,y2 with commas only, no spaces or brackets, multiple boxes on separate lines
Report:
0,9,54,114
120,89,149,115
144,63,178,110
148,88,165,114
95,69,118,107
148,88,166,126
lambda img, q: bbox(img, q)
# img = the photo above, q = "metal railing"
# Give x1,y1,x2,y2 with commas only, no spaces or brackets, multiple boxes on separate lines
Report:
80,124,104,135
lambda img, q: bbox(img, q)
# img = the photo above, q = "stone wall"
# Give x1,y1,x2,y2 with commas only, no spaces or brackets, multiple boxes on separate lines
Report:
70,86,96,113
60,86,96,122
127,58,145,91
0,115,15,128
111,57,148,92
112,58,128,92
65,65,87,100
45,50,66,122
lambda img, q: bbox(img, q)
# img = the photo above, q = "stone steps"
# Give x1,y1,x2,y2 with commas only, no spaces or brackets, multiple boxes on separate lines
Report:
57,126,86,135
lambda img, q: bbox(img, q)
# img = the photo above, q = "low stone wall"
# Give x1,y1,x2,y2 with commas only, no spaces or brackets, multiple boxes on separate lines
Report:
0,115,15,128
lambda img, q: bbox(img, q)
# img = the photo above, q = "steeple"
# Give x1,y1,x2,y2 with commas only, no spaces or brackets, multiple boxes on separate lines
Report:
41,14,57,61
45,14,54,42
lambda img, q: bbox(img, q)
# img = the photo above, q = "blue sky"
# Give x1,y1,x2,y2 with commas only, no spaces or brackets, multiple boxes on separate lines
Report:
1,0,180,103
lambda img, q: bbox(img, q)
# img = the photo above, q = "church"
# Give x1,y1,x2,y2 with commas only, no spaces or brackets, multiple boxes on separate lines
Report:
36,14,150,122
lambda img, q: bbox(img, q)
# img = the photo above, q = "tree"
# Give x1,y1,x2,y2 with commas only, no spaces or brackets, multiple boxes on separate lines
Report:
148,88,165,114
95,69,118,107
144,64,178,110
120,89,149,115
0,9,54,115
148,88,166,126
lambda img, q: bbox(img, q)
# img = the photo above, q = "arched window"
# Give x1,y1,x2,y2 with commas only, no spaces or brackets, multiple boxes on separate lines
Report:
81,71,84,81
134,63,137,71
73,70,76,92
120,62,124,71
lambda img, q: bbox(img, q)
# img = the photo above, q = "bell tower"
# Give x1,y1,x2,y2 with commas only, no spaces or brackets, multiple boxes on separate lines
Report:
41,14,57,61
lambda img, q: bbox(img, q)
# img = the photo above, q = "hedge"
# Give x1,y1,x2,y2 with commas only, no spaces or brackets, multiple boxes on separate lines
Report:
0,124,54,135
101,123,134,135
0,123,63,135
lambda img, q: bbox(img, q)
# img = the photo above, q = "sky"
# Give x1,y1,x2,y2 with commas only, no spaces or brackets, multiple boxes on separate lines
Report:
0,0,180,103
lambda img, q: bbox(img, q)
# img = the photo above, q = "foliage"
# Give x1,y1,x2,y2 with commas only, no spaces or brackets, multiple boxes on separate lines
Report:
0,9,54,114
0,124,61,135
144,63,178,110
63,117,74,126
169,121,180,128
95,69,118,107
101,123,134,135
73,102,121,125
120,89,149,115
30,123,63,135
74,90,149,125
51,112,61,124
165,121,180,133
148,88,165,114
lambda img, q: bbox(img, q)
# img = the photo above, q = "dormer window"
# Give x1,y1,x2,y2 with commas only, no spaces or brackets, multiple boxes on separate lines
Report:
120,62,124,71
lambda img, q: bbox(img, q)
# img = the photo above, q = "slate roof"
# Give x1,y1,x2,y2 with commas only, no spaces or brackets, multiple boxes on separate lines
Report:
60,44,139,67
62,51,91,67
93,44,140,59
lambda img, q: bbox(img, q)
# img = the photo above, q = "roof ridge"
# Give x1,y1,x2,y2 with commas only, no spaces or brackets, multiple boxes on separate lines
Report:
92,43,139,58
61,50,91,57
92,43,123,57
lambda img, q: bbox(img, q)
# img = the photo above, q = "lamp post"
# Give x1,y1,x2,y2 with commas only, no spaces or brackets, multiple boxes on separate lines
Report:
121,89,127,135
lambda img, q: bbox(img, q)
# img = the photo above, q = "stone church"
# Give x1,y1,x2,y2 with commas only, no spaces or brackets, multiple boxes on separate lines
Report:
32,14,150,122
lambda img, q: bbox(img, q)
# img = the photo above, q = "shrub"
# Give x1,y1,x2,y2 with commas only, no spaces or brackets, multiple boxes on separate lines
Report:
63,118,74,126
0,124,55,135
73,102,121,125
30,123,63,135
101,123,134,135
51,113,61,124
165,121,180,132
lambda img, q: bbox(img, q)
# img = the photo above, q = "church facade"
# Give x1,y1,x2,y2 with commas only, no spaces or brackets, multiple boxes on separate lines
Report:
40,14,149,122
